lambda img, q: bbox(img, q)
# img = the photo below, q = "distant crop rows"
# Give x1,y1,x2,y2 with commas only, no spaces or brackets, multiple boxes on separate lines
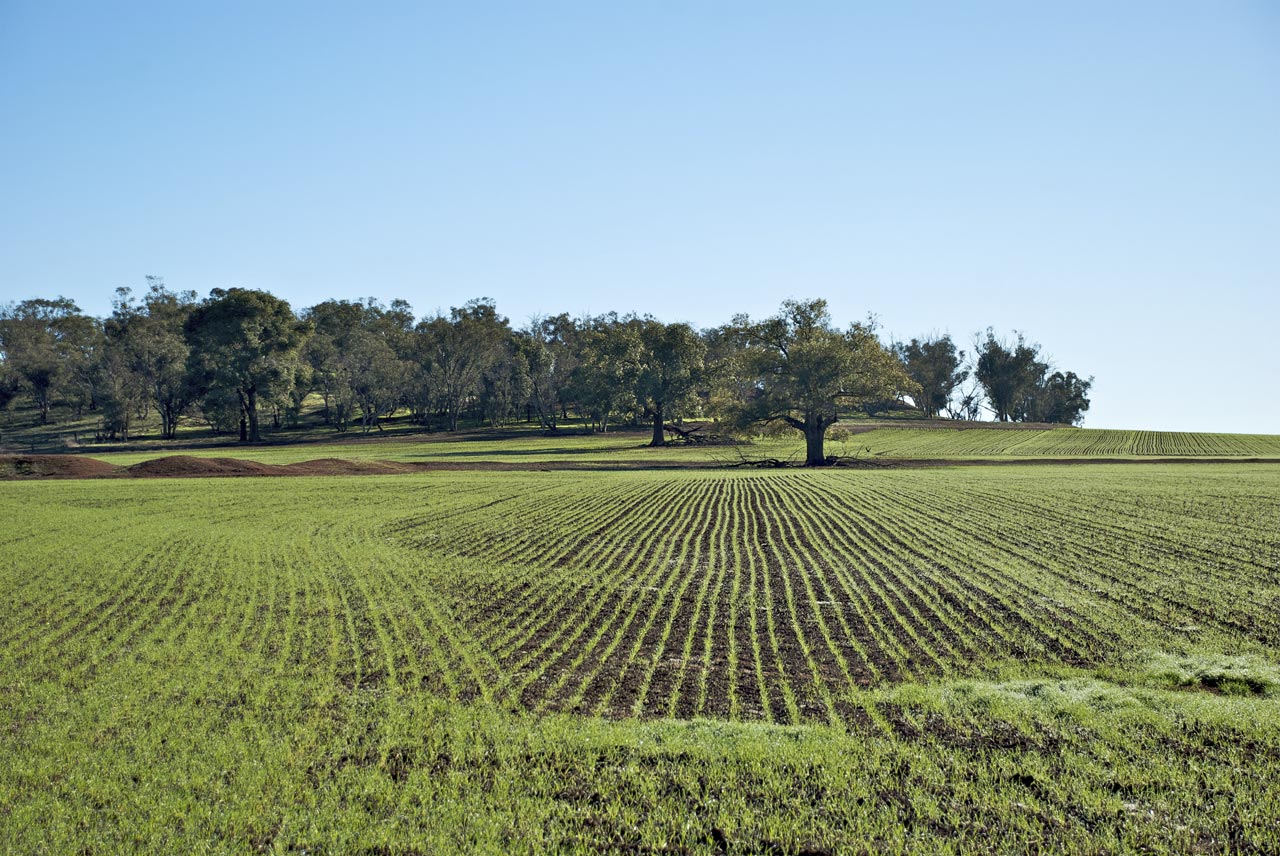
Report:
3,466,1278,731
852,427,1280,458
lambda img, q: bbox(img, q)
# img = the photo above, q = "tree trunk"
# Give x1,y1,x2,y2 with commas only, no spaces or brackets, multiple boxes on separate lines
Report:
650,403,665,447
246,388,260,442
804,422,827,466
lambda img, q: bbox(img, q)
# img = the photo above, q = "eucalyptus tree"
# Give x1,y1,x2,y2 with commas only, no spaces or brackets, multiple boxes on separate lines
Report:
303,298,411,432
635,319,707,446
1017,370,1092,425
896,334,968,419
518,313,580,431
0,297,99,424
722,298,915,466
184,289,310,442
103,278,197,439
570,314,642,433
975,330,1092,424
974,330,1048,422
416,298,511,431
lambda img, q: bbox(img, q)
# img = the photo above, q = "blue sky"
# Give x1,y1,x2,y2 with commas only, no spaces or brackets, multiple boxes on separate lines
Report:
2,1,1277,432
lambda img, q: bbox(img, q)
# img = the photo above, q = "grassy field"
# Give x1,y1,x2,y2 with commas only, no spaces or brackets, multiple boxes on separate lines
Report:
850,426,1280,459
2,464,1279,852
7,394,1280,466
15,424,1275,472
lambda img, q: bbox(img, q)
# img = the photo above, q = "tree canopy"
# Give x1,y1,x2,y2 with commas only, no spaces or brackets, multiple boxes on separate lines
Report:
0,283,1095,447
722,299,917,465
183,289,310,442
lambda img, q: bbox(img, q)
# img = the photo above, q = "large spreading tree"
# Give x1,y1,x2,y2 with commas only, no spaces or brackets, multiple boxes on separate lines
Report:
724,299,916,466
183,289,310,442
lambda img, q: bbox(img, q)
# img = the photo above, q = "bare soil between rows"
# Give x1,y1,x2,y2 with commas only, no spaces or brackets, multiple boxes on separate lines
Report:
3,453,1279,481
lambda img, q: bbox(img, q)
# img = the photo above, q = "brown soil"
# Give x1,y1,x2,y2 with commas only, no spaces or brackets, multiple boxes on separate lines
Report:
127,456,279,478
0,455,121,479
3,452,1278,482
282,458,407,476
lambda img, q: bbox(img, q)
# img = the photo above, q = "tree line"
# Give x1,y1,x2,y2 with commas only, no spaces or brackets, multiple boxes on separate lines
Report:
0,282,1092,465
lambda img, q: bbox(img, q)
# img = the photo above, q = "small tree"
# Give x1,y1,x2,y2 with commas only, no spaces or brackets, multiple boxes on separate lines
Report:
416,298,510,431
569,315,641,433
635,319,707,446
896,334,968,418
517,314,580,431
106,278,196,439
1020,371,1093,425
974,330,1046,422
0,297,99,424
722,299,916,466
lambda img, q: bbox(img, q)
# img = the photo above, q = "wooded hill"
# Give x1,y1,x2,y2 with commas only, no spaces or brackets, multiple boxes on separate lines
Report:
0,284,1091,465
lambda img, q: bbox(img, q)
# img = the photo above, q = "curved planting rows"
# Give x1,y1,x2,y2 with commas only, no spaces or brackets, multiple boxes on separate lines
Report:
2,465,1277,731
401,467,1280,723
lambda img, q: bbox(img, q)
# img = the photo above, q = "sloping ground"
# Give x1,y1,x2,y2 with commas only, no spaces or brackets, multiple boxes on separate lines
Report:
0,455,121,479
855,426,1280,457
0,453,693,480
4,450,1280,481
2,468,1279,853
126,456,280,477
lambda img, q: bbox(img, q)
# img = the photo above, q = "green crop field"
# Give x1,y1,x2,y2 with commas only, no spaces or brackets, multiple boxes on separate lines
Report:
849,426,1280,459
34,423,1280,471
3,463,1279,853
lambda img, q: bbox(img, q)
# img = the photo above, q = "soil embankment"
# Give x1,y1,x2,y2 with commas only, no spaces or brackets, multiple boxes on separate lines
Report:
3,452,1279,481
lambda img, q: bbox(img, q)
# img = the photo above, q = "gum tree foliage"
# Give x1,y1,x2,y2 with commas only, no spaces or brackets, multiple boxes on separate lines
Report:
722,299,917,466
974,330,1047,422
302,300,363,431
416,299,511,431
634,319,707,446
896,334,968,419
3,283,1098,440
975,330,1092,424
184,289,310,442
478,332,531,428
1018,371,1093,425
95,293,148,441
569,314,643,434
0,297,100,424
518,314,580,432
103,278,198,439
303,299,414,432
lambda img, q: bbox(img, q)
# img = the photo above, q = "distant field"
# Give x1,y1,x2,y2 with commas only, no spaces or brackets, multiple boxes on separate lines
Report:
849,426,1280,458
3,465,1279,852
47,422,1280,470
79,431,671,466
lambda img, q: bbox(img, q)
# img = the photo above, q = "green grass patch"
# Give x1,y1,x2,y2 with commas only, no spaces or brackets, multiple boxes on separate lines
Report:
3,464,1279,852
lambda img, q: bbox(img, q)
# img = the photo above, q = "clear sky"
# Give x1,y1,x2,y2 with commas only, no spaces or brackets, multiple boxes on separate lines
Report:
2,1,1277,432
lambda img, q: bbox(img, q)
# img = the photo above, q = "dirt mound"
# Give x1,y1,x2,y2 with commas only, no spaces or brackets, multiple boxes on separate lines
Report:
126,456,281,478
283,458,409,476
0,455,121,479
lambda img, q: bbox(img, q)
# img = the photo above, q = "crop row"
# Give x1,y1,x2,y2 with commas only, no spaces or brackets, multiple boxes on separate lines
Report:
3,465,1278,731
851,427,1280,458
398,466,1280,723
